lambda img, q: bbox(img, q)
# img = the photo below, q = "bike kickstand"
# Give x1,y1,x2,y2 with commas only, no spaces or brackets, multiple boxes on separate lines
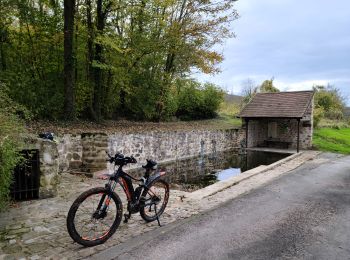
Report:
154,204,161,227
124,212,131,223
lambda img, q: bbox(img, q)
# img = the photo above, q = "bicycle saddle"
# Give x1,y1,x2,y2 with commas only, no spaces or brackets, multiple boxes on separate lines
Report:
142,159,157,170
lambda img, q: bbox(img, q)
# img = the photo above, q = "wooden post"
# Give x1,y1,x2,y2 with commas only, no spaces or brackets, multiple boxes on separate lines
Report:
245,119,249,148
297,118,300,153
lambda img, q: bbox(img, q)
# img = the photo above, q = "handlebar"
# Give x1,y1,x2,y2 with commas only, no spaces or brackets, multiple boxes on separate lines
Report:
106,152,137,165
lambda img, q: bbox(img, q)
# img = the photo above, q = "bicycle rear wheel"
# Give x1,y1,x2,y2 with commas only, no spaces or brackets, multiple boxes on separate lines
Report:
67,187,123,247
140,179,169,222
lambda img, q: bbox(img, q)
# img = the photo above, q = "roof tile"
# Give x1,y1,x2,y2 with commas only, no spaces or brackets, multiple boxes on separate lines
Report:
238,91,314,118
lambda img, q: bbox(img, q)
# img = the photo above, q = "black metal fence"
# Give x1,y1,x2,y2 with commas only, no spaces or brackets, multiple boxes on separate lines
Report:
10,149,40,200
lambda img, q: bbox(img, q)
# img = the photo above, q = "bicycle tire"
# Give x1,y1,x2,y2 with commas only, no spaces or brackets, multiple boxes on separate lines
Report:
140,179,169,222
66,187,123,247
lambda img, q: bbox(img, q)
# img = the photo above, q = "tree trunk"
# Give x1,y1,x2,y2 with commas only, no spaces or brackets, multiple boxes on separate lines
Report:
0,43,6,71
85,0,97,120
64,0,76,120
93,0,103,121
93,0,109,121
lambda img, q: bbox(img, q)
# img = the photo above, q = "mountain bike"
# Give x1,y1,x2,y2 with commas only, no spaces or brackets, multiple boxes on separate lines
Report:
66,153,169,247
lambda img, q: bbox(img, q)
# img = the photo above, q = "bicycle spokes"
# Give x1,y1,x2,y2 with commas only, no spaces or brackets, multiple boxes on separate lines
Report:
74,193,116,241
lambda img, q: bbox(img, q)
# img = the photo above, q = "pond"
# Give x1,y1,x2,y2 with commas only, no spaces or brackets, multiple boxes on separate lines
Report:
157,150,290,192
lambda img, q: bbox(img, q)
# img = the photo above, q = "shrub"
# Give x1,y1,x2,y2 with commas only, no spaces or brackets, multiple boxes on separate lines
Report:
324,109,344,120
314,85,345,121
313,107,324,128
202,83,225,118
176,80,224,120
0,85,26,210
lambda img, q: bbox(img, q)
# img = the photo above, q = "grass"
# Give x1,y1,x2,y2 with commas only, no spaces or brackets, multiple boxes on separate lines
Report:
216,114,242,127
313,128,350,154
216,97,242,128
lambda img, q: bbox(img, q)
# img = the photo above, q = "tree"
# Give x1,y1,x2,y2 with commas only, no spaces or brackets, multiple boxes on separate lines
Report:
0,0,238,122
314,85,345,120
64,0,76,119
240,78,257,107
259,78,279,93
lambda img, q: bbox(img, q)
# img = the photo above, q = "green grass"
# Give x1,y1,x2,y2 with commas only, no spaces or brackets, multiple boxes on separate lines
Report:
215,95,242,128
313,128,350,154
217,114,242,126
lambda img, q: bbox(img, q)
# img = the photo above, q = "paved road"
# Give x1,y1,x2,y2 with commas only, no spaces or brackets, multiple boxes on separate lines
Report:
94,153,350,260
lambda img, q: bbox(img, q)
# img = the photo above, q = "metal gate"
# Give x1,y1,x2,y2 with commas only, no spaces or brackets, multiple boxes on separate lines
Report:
10,149,40,200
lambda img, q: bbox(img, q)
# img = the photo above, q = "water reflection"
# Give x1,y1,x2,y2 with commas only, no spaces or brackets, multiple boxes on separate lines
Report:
216,168,241,181
130,150,289,192
166,150,291,191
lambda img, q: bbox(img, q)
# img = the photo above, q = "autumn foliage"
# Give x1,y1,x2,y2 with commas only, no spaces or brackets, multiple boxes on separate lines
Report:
0,0,238,121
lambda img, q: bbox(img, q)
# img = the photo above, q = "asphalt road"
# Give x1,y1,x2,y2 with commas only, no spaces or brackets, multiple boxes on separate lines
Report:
93,153,350,260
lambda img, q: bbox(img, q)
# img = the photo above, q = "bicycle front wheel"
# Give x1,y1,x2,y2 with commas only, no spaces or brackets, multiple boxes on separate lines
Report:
140,179,169,222
67,187,123,247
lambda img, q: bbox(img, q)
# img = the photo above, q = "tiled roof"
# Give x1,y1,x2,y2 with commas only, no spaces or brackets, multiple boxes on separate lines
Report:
238,91,314,118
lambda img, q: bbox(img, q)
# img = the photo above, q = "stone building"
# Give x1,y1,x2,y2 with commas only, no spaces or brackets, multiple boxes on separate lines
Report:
238,91,314,152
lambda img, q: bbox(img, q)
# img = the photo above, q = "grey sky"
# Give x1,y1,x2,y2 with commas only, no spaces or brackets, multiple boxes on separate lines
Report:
195,0,350,104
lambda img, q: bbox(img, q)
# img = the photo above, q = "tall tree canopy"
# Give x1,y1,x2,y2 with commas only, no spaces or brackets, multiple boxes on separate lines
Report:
0,0,238,121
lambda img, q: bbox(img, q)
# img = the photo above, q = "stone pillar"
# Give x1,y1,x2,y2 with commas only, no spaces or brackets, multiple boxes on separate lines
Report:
34,138,60,198
81,133,108,172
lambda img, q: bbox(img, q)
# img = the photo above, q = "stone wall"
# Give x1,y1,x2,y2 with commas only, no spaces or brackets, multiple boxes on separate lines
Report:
22,128,243,199
25,137,60,198
244,120,268,147
57,134,82,172
82,133,108,171
56,128,244,173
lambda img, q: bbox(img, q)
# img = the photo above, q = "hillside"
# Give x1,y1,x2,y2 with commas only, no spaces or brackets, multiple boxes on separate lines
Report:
224,94,243,105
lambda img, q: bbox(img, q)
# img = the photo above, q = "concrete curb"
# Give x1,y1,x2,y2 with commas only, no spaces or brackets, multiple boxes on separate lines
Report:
186,152,303,200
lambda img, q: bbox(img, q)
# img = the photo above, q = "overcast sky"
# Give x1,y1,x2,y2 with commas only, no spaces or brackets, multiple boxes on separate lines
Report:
195,0,350,104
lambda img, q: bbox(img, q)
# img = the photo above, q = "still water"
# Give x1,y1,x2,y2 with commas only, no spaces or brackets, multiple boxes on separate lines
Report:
159,150,290,191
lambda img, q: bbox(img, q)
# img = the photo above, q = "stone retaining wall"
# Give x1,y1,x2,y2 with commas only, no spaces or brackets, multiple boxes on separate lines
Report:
24,128,243,198
57,134,82,172
56,128,245,173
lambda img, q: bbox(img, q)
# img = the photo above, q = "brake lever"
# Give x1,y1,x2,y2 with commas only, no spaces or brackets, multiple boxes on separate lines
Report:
106,151,113,162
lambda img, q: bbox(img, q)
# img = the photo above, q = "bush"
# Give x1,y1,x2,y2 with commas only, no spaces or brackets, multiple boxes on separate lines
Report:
202,83,225,118
0,85,26,210
176,80,224,120
313,107,324,128
314,85,345,121
324,109,344,120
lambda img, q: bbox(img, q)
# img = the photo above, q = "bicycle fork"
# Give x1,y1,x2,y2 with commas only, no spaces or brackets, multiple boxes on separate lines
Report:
94,182,116,219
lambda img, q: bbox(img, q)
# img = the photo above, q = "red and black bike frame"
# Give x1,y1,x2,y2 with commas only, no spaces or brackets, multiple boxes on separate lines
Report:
99,165,166,212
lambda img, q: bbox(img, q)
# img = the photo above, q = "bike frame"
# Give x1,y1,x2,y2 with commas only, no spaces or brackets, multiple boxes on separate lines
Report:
106,165,141,203
97,163,166,216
